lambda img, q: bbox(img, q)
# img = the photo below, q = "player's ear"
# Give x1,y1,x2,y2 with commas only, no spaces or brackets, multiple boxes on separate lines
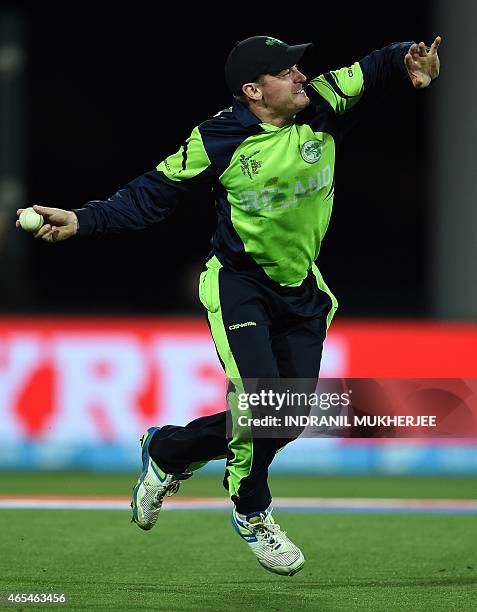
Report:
242,81,262,101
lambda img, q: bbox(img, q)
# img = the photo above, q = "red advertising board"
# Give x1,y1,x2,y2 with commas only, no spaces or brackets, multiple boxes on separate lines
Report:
1,317,476,442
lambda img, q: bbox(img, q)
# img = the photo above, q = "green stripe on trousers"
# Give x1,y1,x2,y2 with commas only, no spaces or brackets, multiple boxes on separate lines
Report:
198,255,253,499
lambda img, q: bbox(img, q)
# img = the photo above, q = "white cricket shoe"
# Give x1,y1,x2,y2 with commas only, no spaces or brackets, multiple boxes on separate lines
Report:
131,426,191,530
231,507,305,576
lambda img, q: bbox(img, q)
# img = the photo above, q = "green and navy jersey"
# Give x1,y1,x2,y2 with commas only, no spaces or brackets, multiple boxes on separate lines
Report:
76,42,411,288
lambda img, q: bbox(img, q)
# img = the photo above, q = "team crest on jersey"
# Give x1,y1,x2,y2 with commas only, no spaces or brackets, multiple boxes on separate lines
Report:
300,140,322,164
240,151,262,179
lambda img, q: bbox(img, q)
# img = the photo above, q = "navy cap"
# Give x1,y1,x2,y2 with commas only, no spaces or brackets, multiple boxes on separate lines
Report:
225,36,313,94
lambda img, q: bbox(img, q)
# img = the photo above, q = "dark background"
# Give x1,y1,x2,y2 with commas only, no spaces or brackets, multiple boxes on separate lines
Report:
7,4,433,316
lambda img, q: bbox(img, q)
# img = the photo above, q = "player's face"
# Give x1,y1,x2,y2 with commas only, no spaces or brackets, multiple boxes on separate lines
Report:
259,65,309,118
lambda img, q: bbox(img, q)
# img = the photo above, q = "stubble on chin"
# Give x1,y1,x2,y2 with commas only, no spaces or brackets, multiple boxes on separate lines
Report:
296,94,310,111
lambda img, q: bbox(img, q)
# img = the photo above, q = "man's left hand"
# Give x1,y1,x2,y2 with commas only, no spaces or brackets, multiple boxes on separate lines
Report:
405,36,441,89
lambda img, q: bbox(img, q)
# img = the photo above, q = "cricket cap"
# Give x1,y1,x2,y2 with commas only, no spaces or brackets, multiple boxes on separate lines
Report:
225,36,313,94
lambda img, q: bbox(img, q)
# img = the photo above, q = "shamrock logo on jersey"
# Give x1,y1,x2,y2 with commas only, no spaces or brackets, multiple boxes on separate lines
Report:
300,140,323,164
265,37,284,46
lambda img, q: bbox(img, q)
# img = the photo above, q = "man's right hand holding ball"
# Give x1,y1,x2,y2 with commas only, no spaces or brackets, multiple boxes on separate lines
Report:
16,205,78,242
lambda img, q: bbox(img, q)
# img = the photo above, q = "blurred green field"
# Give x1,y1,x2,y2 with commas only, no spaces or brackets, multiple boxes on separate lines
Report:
1,473,476,610
1,471,476,499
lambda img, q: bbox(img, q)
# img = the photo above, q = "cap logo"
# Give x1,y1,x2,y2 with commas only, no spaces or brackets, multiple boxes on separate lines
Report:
300,140,322,164
265,37,284,46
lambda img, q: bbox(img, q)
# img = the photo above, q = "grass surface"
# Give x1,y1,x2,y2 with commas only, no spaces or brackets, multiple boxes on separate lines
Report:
1,474,476,610
1,472,476,499
1,509,476,611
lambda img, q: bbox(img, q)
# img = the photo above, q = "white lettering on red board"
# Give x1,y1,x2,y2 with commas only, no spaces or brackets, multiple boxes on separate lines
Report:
0,328,346,442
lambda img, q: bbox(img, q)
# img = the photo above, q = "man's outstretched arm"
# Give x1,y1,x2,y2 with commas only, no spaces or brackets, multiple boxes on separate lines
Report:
308,36,442,115
15,125,214,243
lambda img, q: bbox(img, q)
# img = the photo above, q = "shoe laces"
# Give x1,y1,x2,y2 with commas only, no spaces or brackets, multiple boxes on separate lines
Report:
165,480,180,497
246,520,284,551
153,477,180,504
